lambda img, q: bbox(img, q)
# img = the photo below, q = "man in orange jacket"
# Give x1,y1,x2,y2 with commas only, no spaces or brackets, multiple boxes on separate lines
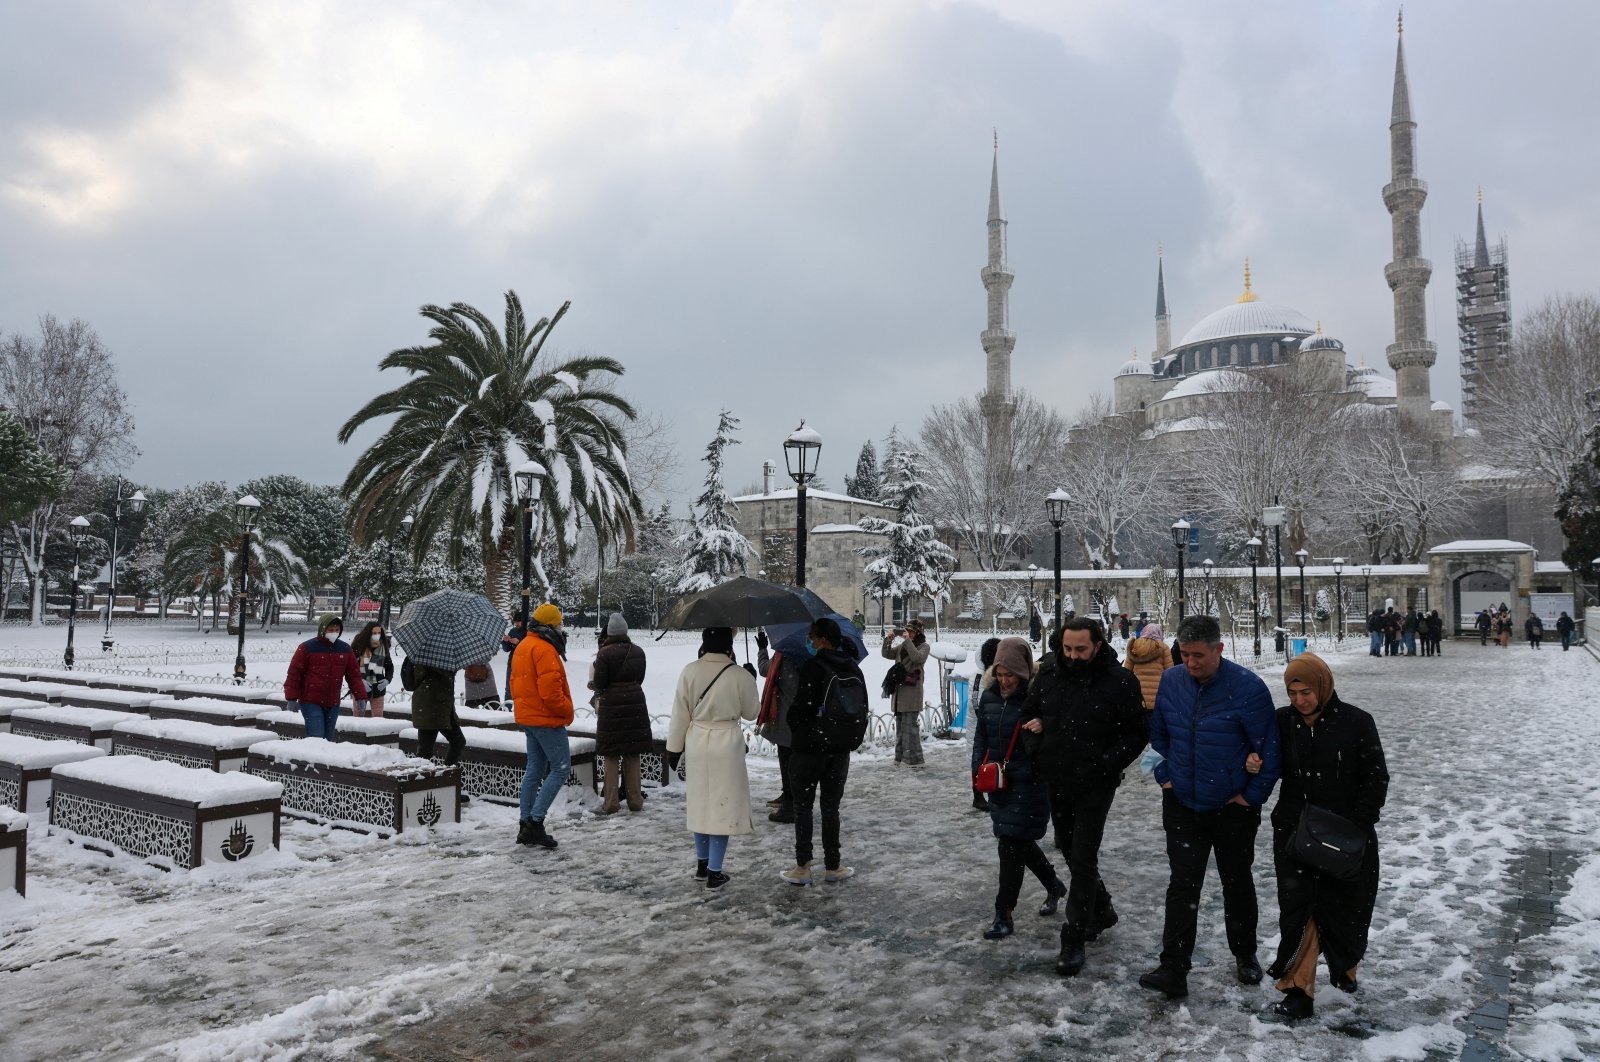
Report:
511,602,575,848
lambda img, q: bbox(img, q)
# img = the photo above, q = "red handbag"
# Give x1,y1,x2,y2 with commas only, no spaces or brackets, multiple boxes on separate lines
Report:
974,720,1023,793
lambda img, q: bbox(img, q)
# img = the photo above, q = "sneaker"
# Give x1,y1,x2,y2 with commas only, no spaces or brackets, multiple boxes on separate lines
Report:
823,865,855,883
705,870,730,889
780,863,813,886
1138,964,1189,999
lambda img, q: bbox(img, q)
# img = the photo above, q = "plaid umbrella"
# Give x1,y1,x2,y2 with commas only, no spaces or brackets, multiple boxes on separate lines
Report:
391,590,508,671
663,576,836,630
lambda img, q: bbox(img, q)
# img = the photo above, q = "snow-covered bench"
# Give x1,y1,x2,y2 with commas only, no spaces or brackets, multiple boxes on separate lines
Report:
395,728,595,803
244,739,461,835
10,705,145,751
112,719,277,773
56,688,163,714
0,680,71,704
0,807,25,897
0,733,107,816
381,702,519,730
50,756,283,870
166,683,280,705
253,711,407,745
54,672,182,696
148,696,274,727
0,696,40,734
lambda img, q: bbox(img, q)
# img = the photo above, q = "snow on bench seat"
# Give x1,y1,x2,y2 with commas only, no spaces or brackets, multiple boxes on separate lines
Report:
253,711,407,745
166,683,280,704
10,705,145,751
0,680,72,704
50,755,283,870
55,688,164,713
0,804,25,897
0,696,42,734
0,733,107,816
112,719,278,773
244,738,460,835
380,702,519,729
148,697,274,727
396,727,596,804
56,673,182,695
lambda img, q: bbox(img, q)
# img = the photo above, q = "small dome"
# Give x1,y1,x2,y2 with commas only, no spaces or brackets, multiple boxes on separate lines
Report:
1430,400,1453,412
1301,333,1344,352
1347,367,1397,399
1159,368,1262,402
1118,357,1150,377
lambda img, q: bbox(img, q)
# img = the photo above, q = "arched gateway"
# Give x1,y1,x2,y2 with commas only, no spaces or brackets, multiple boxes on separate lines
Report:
1427,541,1536,636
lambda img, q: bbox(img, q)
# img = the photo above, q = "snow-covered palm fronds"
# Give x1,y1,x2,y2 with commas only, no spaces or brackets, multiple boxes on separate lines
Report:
162,503,309,613
674,410,753,593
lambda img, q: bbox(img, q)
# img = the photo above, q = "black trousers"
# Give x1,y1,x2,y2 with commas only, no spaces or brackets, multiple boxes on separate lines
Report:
417,726,466,765
790,750,850,869
1050,784,1118,929
777,744,793,804
1159,792,1261,969
996,838,1057,913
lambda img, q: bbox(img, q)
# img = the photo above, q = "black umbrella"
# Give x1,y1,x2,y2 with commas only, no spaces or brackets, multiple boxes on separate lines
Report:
392,590,507,671
662,576,836,630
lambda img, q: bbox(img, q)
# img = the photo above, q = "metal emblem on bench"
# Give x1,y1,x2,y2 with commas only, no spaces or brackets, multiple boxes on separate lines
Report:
221,820,254,861
416,792,442,826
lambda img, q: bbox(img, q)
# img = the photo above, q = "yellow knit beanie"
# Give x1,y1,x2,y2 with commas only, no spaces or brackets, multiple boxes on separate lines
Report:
532,603,563,627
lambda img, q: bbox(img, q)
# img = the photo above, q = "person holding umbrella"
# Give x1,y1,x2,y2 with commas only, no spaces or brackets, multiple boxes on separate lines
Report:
511,603,575,849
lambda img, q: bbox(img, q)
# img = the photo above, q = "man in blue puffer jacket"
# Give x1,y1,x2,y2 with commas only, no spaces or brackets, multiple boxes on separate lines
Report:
1139,615,1281,1001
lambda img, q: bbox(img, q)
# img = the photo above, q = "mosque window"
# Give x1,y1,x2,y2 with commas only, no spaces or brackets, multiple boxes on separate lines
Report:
1271,342,1281,360
1230,343,1239,363
1250,342,1259,362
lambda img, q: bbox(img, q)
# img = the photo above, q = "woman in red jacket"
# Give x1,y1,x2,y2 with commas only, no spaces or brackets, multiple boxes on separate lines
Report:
284,614,368,739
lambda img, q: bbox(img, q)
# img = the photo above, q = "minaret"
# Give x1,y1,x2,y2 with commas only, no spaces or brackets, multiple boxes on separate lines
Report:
1455,189,1511,421
980,134,1017,457
1155,245,1171,359
1382,11,1438,434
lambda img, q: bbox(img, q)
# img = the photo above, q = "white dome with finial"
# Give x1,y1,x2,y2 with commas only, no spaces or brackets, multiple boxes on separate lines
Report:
1118,349,1150,376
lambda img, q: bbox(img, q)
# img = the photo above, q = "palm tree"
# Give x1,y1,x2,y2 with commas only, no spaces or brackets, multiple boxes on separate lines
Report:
164,503,308,630
338,291,640,612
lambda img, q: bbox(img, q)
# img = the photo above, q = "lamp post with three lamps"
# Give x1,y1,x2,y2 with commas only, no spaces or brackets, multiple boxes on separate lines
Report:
783,423,822,588
232,495,261,684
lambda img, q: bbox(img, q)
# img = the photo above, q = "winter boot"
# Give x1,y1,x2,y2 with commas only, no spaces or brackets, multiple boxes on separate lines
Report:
1138,963,1189,999
527,818,558,850
1236,954,1264,985
1330,971,1359,994
1055,925,1087,977
599,757,621,815
982,909,1015,940
1271,987,1314,1020
695,859,709,880
516,818,535,846
768,804,795,824
971,792,990,813
1038,878,1067,916
1086,887,1119,941
623,755,644,812
705,869,730,889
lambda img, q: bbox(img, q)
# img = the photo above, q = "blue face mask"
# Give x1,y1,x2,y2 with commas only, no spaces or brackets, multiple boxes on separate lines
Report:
805,641,820,657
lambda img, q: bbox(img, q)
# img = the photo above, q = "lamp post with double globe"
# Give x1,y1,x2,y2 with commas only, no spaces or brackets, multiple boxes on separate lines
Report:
63,516,91,669
1045,490,1072,640
1294,548,1309,637
1262,504,1287,653
102,483,147,651
1201,558,1214,616
1333,557,1346,642
380,514,415,628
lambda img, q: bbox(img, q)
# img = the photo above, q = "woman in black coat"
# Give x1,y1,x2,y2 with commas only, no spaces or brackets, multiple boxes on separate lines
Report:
1248,651,1388,1020
971,637,1062,940
590,614,654,814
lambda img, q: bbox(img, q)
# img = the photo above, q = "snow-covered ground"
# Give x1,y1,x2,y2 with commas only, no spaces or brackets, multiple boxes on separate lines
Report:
1,623,1597,1061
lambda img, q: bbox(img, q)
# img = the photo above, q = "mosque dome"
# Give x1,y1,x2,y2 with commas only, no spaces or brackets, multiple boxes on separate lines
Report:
1301,332,1344,352
1159,368,1261,402
1179,300,1316,346
1347,365,1397,399
1117,354,1150,376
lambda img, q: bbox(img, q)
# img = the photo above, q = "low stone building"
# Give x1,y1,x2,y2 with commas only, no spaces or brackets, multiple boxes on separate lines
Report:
728,486,892,621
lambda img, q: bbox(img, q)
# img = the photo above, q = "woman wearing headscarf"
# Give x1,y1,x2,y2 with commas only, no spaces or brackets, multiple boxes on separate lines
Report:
971,636,1063,940
1246,652,1388,1020
665,628,760,889
1122,621,1168,711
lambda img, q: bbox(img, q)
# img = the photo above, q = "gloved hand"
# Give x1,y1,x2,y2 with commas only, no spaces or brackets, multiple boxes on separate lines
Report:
665,751,682,773
285,700,300,713
356,700,370,716
743,662,757,679
755,630,768,652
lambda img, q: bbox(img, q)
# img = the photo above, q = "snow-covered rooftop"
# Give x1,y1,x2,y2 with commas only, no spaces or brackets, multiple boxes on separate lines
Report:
1348,369,1397,398
729,488,888,507
1428,539,1535,554
1178,299,1315,346
1159,368,1260,402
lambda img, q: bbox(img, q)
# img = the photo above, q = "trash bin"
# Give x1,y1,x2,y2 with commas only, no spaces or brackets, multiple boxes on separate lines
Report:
949,675,970,732
1289,637,1308,659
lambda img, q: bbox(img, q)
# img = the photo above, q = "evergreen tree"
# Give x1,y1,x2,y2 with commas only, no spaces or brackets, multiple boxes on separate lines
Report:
675,411,754,593
844,441,880,502
857,443,954,614
1556,403,1600,575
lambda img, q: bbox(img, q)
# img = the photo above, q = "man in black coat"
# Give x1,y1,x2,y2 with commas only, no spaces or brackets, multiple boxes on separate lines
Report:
1021,616,1149,977
782,618,870,885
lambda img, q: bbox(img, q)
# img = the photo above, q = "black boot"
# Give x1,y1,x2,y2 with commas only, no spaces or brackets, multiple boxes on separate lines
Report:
1085,885,1118,941
972,792,990,812
516,818,535,845
982,909,1014,940
768,803,795,824
527,818,558,850
695,859,708,880
1271,987,1314,1020
1138,964,1188,999
1236,954,1264,985
705,869,730,889
1038,878,1067,916
1055,926,1086,977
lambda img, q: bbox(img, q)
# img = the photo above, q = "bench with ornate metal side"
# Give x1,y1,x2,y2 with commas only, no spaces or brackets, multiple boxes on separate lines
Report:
50,755,283,870
34,672,182,697
0,733,107,817
567,724,680,790
112,719,277,773
166,682,281,706
10,705,145,752
0,680,71,704
147,696,274,728
0,696,40,734
1,806,25,897
243,739,461,835
55,688,163,713
395,727,596,804
253,712,408,745
381,702,519,730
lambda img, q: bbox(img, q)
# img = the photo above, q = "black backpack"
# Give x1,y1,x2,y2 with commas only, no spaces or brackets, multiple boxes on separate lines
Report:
812,663,870,753
400,656,418,692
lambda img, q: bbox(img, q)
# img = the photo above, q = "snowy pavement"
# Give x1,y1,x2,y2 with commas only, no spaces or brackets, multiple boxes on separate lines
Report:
1,629,1597,1061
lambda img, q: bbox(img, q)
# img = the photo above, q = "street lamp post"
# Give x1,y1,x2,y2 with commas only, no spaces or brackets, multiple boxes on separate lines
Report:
1246,535,1263,657
1263,503,1287,653
783,423,822,588
1333,557,1345,642
233,495,261,684
1362,565,1372,619
1201,558,1214,617
380,514,415,628
1171,519,1190,624
1045,490,1072,643
63,516,91,669
514,461,548,626
1294,548,1309,637
102,483,147,651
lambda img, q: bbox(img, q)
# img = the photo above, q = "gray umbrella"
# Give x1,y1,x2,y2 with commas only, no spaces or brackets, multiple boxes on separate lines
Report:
391,590,507,671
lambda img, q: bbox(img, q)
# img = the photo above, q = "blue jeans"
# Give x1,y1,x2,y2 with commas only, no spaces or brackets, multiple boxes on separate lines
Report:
694,832,730,872
1368,631,1383,656
301,703,339,740
520,725,570,821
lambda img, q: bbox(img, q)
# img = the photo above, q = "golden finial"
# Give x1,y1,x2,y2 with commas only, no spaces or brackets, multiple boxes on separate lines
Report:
1397,7,1403,35
1360,354,1367,368
1237,258,1258,303
1477,186,1483,205
1316,320,1323,335
1158,240,1164,258
993,128,998,151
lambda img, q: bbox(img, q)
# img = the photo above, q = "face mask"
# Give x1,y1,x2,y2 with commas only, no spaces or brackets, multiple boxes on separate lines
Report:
322,631,338,643
805,641,820,657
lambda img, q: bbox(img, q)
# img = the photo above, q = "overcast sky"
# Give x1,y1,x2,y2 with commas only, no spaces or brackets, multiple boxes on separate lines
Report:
3,0,1596,508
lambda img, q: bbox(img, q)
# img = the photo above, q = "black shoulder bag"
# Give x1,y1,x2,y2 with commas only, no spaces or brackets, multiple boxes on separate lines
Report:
1288,722,1368,881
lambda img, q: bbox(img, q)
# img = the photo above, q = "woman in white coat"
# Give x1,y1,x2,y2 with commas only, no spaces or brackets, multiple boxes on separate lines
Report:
666,627,760,889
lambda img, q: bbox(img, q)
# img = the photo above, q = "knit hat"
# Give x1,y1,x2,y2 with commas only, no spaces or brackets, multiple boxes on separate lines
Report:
993,636,1032,680
317,613,343,634
1140,622,1164,643
1283,652,1335,710
533,603,563,627
700,627,734,656
606,612,628,637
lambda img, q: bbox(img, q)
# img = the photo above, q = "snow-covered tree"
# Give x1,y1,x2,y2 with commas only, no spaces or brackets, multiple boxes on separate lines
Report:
844,441,880,502
1060,394,1172,569
675,411,754,593
0,411,65,524
1329,424,1475,562
240,475,349,593
124,482,233,619
163,499,309,631
858,443,955,617
1555,389,1600,575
